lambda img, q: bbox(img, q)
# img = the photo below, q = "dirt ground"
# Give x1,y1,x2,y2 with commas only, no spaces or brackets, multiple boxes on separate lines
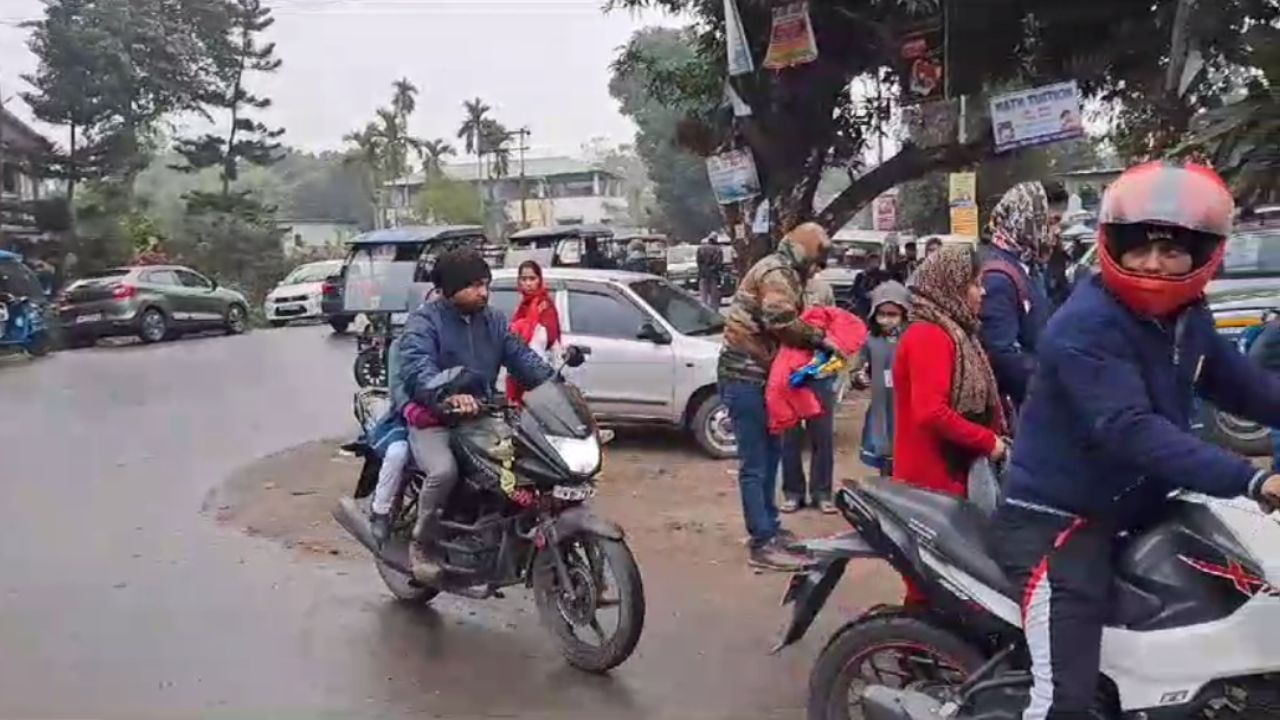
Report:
205,395,893,581
203,394,905,716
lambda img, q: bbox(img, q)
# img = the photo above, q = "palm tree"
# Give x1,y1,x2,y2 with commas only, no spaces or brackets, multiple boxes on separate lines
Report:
458,98,492,216
479,118,512,178
343,123,386,228
391,77,418,121
421,138,456,178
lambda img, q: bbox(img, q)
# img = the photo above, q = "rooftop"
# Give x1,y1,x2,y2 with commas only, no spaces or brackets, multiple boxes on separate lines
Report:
0,108,54,154
389,156,619,187
349,225,485,245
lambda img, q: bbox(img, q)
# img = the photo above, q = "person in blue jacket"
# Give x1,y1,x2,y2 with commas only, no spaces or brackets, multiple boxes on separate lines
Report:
991,162,1280,720
397,248,554,582
978,181,1069,409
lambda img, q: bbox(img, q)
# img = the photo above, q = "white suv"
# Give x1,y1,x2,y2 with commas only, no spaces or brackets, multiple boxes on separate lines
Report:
490,268,735,458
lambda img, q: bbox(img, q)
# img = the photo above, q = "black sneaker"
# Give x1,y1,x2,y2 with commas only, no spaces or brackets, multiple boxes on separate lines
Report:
748,539,808,572
776,528,802,547
369,512,391,549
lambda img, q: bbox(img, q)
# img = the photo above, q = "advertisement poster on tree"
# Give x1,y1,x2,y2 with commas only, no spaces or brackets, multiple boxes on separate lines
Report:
706,150,762,205
724,0,755,76
949,172,979,237
763,1,819,70
898,20,945,105
990,81,1084,153
874,192,898,231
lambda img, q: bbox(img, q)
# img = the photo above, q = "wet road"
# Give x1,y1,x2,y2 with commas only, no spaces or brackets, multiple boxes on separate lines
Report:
0,327,839,719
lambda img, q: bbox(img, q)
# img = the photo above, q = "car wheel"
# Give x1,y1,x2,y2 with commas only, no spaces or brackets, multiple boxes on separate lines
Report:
691,393,736,459
224,304,248,335
138,308,168,344
329,315,352,334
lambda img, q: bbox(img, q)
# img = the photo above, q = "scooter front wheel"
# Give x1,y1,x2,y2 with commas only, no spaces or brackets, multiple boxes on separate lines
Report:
532,534,645,674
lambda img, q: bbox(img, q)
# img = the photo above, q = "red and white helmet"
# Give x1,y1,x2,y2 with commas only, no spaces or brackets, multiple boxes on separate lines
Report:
1097,161,1235,317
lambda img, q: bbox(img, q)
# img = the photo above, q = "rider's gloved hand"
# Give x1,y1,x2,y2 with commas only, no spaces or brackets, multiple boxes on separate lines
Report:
445,394,482,416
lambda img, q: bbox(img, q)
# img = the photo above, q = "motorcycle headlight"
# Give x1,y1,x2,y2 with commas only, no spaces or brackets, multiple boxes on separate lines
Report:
545,435,601,476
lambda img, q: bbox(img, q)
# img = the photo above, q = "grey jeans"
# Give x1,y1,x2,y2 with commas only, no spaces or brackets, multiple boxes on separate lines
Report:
407,425,458,542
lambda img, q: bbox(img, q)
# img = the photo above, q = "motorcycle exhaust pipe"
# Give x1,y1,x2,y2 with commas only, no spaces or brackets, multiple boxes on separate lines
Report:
332,497,417,577
333,497,380,556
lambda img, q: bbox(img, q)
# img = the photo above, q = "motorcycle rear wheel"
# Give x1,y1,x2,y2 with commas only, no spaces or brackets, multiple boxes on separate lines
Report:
353,348,386,388
808,614,985,720
533,535,645,674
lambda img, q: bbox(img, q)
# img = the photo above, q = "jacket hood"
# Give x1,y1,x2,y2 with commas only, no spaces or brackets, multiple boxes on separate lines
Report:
869,280,910,316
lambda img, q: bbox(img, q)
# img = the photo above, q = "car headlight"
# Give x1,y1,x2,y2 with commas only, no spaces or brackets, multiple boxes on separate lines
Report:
545,435,601,476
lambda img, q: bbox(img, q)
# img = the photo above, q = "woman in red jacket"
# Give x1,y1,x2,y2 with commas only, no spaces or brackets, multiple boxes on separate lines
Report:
893,245,1007,604
894,244,1008,496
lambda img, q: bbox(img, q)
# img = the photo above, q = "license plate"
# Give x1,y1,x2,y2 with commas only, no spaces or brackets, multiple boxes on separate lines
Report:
76,313,102,324
552,485,595,502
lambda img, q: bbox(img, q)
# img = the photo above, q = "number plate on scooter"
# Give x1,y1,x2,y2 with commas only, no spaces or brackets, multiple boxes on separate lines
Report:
552,485,595,502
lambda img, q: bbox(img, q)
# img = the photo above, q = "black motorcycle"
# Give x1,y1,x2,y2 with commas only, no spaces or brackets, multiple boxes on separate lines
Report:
333,348,646,673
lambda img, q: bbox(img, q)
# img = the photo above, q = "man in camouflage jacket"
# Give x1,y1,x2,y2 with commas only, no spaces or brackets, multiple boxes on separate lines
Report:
719,222,834,570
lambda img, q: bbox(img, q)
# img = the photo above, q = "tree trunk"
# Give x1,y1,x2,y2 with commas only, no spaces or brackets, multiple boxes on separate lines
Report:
67,123,78,219
814,134,994,234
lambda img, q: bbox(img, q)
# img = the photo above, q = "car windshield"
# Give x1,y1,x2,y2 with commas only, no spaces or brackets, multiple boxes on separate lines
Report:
283,262,338,285
667,246,698,265
1221,226,1280,278
629,278,724,336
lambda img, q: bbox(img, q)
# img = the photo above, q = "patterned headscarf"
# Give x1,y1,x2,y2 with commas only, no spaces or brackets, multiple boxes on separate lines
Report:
988,181,1051,263
908,245,1003,428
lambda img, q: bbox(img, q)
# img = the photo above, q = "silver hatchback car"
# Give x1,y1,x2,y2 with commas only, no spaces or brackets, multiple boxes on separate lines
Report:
490,268,735,458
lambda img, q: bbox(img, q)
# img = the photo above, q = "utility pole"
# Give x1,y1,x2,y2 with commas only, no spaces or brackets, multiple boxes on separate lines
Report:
0,84,9,250
511,126,531,228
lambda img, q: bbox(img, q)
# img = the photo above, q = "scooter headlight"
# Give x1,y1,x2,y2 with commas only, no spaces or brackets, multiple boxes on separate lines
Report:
545,435,601,476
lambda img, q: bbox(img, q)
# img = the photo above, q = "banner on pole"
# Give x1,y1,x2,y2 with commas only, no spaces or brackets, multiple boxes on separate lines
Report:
948,172,978,237
706,149,761,205
990,81,1084,153
898,21,945,105
763,2,818,70
873,192,898,232
724,0,755,76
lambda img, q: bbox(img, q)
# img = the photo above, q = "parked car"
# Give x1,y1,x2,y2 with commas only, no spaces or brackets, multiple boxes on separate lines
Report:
324,225,487,333
264,259,344,327
58,265,249,347
489,267,735,458
1070,209,1280,455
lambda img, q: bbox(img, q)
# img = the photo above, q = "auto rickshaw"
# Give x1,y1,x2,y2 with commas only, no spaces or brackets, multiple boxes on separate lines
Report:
505,224,616,270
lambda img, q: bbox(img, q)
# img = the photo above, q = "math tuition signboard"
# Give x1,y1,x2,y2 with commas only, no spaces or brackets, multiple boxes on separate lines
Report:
989,81,1084,153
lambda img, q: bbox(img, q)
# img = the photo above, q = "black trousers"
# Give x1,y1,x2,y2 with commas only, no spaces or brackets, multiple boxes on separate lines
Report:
991,502,1114,720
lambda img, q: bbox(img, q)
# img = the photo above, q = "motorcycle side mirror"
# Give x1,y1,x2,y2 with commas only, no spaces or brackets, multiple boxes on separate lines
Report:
637,321,672,345
563,344,589,368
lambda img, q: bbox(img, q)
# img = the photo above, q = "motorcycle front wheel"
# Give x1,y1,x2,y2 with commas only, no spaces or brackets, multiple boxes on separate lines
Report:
532,534,645,674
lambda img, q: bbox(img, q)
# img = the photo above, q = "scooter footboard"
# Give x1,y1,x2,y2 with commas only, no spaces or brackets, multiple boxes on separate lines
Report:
772,531,876,653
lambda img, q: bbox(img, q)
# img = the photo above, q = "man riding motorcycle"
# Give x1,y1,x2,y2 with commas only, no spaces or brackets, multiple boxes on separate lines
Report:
988,162,1280,720
397,248,554,583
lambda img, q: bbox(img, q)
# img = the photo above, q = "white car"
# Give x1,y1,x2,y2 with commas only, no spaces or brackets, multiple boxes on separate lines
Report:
489,268,735,458
264,259,343,326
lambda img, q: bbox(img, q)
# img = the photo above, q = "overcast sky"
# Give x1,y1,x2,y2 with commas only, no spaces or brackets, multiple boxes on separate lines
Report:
0,0,680,157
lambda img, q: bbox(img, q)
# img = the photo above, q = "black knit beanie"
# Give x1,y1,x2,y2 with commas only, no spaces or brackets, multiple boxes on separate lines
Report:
432,248,491,298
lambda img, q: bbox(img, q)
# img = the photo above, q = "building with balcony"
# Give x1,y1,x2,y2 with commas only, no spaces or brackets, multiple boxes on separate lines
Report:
385,156,630,233
0,107,57,249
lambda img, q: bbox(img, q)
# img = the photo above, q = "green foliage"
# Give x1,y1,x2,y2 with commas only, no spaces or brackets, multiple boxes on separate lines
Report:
168,211,287,304
606,0,1280,247
416,179,485,225
1176,25,1280,205
173,0,284,200
609,27,722,241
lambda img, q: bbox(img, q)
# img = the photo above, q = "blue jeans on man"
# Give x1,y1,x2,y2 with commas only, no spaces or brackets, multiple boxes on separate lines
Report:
720,380,781,548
